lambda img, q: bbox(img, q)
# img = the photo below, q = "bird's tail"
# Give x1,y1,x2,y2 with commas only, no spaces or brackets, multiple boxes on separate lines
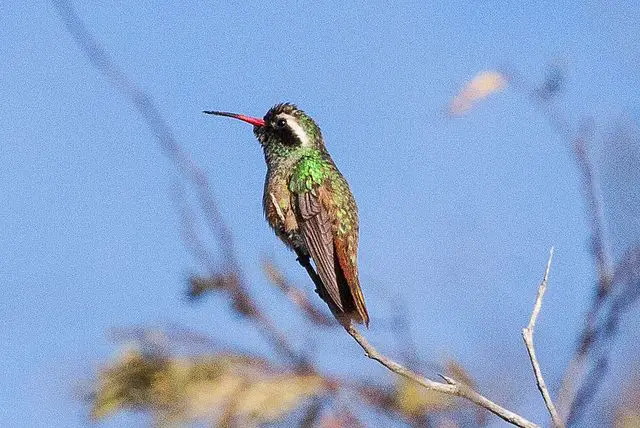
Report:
335,264,369,327
296,250,369,327
348,278,369,327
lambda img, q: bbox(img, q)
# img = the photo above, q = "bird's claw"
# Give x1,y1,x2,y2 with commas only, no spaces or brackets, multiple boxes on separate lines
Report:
296,254,309,267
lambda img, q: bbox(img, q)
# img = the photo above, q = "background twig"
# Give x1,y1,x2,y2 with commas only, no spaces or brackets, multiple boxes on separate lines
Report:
522,248,564,428
505,67,640,425
52,0,305,367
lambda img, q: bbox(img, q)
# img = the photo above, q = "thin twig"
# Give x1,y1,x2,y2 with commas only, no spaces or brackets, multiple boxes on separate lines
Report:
345,325,539,428
557,127,615,423
522,248,564,428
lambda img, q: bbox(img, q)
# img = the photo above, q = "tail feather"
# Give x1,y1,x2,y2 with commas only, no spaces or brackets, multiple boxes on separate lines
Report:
335,260,369,327
295,249,369,327
349,278,370,327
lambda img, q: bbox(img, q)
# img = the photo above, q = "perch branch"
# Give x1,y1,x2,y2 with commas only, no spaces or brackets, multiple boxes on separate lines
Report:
345,325,539,428
296,247,539,427
522,248,564,428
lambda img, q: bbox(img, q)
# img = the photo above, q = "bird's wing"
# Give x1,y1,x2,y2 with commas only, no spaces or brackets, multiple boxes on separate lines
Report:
334,233,369,326
296,185,343,311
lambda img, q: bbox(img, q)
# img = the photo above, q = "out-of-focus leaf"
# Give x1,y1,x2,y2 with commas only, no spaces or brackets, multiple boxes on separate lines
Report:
449,71,508,116
233,374,325,423
90,347,171,420
90,346,327,425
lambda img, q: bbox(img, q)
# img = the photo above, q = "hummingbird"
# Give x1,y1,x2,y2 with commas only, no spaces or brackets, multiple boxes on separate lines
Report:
204,103,369,327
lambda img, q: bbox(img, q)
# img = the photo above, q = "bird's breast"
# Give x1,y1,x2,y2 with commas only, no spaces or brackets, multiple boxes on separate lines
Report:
263,170,304,251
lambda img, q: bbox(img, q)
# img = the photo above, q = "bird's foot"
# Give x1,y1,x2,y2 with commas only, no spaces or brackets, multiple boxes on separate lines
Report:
295,254,310,267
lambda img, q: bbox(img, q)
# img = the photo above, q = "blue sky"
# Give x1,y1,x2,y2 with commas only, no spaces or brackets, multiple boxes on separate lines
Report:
1,1,639,426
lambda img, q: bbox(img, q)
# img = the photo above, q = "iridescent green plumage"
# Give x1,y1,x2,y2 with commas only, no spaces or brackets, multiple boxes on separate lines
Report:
206,103,369,326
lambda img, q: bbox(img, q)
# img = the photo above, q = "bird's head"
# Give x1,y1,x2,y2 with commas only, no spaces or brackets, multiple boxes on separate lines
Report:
204,103,325,158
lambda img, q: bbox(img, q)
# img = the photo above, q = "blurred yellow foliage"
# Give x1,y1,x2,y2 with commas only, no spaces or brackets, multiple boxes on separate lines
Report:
449,71,508,116
90,346,326,425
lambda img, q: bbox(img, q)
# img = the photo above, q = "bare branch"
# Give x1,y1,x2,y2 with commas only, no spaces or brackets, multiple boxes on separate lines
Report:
298,247,541,426
291,208,543,426
522,248,564,428
344,325,539,428
524,248,554,332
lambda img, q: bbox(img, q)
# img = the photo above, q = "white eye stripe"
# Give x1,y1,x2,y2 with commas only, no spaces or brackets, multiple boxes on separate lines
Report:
276,114,312,148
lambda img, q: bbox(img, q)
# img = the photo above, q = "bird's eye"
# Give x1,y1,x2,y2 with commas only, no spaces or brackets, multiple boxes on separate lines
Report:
276,118,287,128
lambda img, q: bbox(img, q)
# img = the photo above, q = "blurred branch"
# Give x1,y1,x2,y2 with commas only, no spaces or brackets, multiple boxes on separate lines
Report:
521,248,564,428
262,259,335,327
52,0,231,259
559,124,640,423
562,246,640,424
52,0,254,313
52,0,307,368
555,126,611,422
573,125,614,288
492,65,639,425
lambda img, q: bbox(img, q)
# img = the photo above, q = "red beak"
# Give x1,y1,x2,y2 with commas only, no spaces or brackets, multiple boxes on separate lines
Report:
203,110,265,127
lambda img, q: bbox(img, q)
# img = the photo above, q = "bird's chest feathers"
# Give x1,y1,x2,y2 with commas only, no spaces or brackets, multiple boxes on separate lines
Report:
263,169,299,238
